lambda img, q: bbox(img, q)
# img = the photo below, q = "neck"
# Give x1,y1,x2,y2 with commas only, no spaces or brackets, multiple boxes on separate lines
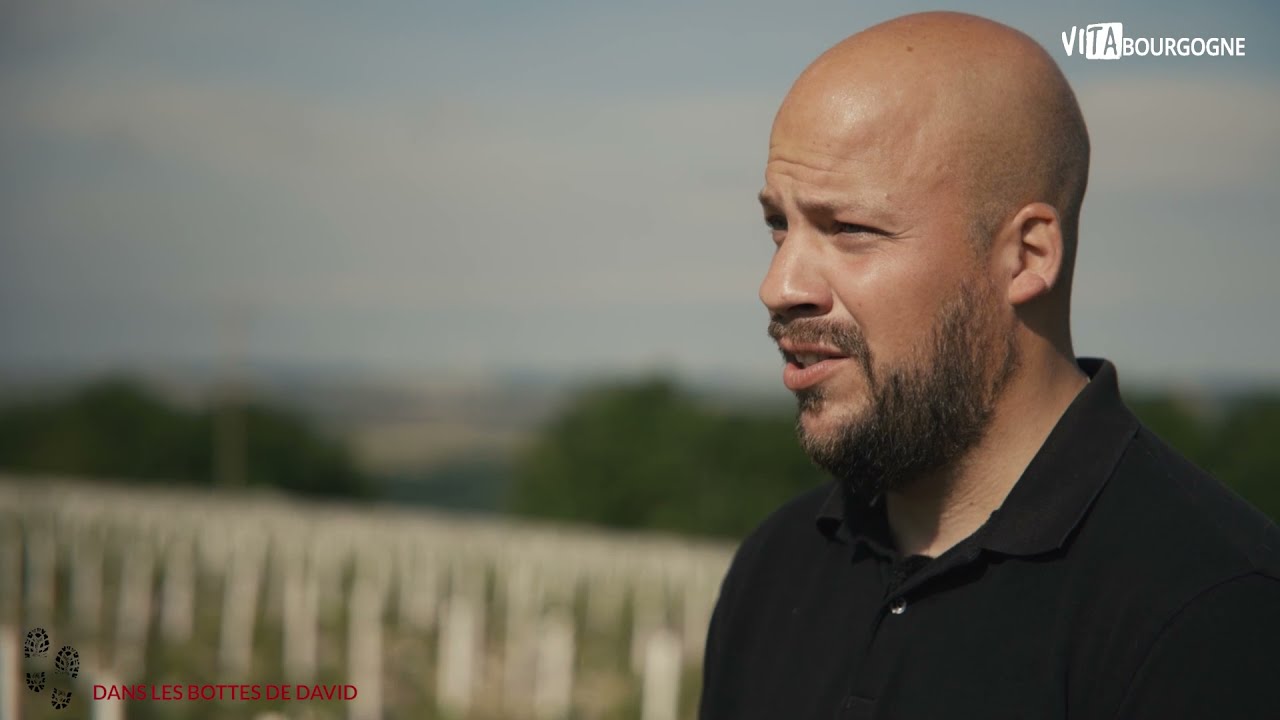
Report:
884,347,1088,558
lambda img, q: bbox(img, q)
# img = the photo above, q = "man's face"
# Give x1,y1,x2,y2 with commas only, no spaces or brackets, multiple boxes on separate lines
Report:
759,88,1018,495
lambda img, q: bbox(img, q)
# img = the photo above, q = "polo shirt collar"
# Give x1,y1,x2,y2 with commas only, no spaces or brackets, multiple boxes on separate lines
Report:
815,357,1141,557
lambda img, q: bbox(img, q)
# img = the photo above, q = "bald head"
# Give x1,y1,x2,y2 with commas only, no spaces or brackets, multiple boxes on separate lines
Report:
760,13,1093,501
775,12,1090,267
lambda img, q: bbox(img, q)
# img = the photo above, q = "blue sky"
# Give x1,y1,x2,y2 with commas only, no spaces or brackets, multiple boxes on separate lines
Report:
2,0,1278,386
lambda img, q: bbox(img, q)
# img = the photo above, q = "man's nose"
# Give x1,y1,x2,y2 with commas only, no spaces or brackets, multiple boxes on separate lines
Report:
759,236,832,320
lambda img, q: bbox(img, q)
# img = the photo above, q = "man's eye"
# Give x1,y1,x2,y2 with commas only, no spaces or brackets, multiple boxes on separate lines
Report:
835,222,881,235
764,215,787,232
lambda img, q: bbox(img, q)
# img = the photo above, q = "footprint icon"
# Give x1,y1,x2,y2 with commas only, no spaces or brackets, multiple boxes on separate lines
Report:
24,627,50,658
23,628,77,710
55,646,80,679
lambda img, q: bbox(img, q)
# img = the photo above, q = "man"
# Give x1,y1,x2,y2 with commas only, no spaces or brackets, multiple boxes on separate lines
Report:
699,11,1280,719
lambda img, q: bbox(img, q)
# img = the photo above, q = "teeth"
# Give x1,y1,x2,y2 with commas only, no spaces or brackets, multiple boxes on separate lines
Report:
796,353,822,367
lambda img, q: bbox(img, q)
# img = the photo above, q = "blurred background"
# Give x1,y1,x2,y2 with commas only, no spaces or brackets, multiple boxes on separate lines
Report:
1,1,1278,718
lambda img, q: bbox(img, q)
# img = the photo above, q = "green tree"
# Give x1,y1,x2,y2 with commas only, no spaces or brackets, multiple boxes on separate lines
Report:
507,377,825,538
512,378,1280,537
1209,395,1280,522
0,377,371,499
199,402,374,498
1127,394,1215,465
1127,392,1279,523
0,379,205,481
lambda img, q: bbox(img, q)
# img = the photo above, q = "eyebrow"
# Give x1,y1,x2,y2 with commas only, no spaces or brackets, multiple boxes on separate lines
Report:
758,190,869,217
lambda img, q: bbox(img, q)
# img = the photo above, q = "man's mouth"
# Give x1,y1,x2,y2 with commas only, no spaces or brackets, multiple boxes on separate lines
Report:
787,352,841,369
780,343,852,390
780,343,851,367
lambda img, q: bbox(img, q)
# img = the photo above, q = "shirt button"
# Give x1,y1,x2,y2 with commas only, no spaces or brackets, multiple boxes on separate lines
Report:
889,596,907,615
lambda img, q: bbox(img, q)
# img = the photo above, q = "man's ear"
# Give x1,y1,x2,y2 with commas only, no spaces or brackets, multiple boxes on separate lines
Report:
1004,202,1065,306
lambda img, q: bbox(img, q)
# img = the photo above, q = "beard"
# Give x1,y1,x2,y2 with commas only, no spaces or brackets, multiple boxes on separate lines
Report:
769,276,1019,499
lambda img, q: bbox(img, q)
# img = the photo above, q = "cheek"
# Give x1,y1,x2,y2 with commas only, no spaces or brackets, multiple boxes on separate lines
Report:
828,258,954,360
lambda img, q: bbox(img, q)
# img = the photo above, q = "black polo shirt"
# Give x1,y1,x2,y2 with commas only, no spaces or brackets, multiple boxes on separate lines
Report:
699,358,1280,719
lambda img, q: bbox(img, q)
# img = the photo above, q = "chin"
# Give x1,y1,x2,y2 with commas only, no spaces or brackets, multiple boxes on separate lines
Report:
798,397,861,436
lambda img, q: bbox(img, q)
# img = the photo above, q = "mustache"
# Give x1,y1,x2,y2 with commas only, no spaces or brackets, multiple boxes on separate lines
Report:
767,317,870,360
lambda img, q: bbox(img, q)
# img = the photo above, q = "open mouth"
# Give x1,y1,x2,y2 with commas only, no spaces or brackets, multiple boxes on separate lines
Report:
782,349,850,369
780,345,852,391
787,352,842,369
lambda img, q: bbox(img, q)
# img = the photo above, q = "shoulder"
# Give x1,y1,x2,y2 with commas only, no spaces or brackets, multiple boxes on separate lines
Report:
1044,423,1279,716
1067,423,1280,706
713,481,839,612
702,480,841,695
1093,424,1280,580
1111,572,1280,718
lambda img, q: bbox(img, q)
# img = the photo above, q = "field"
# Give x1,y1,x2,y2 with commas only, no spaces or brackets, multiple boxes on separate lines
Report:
0,478,732,720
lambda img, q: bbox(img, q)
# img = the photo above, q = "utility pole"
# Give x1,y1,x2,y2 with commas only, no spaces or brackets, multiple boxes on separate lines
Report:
214,303,249,488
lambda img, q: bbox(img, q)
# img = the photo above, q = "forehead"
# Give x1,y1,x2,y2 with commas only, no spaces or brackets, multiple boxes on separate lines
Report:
758,164,895,223
763,86,956,213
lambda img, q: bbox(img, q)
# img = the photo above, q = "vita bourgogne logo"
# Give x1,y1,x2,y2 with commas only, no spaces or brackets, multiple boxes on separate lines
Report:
1061,23,1246,60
